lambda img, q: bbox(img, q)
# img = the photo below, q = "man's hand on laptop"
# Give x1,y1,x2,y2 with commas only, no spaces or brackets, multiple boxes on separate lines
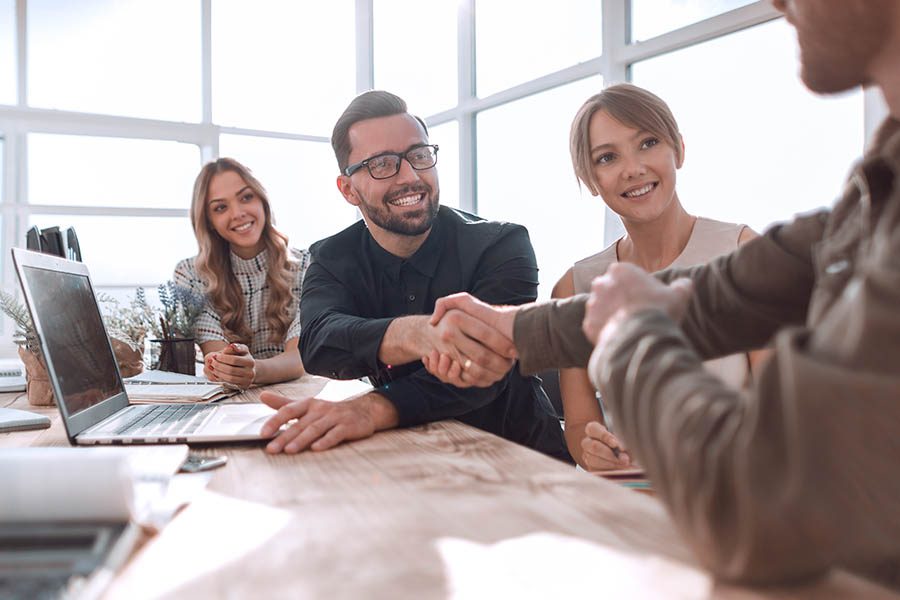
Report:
204,343,256,389
259,391,399,453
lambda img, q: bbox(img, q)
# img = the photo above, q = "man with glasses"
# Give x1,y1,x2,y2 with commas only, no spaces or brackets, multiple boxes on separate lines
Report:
259,90,569,462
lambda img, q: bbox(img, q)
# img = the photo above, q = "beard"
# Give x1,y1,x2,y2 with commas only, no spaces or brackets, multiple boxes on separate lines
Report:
358,183,440,236
794,2,890,94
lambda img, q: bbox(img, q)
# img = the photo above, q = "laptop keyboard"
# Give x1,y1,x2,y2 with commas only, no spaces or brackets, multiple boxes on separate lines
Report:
115,404,215,437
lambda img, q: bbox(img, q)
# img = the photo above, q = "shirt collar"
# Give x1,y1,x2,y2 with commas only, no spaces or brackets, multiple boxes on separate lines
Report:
367,210,444,281
230,248,268,275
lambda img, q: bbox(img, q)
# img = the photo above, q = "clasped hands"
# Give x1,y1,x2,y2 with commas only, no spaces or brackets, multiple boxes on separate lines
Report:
205,342,256,389
422,263,694,387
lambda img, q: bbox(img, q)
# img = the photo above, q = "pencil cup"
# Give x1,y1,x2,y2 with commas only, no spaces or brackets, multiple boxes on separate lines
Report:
152,338,197,376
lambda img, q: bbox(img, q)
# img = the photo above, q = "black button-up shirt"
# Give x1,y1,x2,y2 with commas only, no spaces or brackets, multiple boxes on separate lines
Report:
300,206,569,461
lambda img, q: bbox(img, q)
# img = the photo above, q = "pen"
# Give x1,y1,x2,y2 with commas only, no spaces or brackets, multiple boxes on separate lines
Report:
611,445,621,459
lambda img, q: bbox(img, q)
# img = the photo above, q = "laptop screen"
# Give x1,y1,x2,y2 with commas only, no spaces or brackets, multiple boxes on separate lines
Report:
20,265,124,417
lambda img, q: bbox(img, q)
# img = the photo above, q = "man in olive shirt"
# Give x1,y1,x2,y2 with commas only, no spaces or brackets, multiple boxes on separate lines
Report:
424,0,900,589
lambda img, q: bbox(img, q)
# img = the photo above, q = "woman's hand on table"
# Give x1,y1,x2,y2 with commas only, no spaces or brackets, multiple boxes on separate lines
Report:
581,421,632,471
205,343,256,389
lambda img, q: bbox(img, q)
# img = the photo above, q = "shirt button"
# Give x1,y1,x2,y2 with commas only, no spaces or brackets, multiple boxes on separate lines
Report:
407,294,416,302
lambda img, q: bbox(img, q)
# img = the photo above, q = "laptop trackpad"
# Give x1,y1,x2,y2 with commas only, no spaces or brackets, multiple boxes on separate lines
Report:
205,404,277,436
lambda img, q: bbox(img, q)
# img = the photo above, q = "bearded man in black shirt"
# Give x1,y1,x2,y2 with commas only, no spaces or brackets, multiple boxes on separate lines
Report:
259,90,569,462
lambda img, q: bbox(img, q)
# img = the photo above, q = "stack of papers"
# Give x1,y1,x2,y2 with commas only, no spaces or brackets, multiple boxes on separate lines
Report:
124,370,236,403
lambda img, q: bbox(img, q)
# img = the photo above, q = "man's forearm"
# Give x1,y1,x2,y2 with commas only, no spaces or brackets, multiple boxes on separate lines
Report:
377,315,430,366
513,295,594,374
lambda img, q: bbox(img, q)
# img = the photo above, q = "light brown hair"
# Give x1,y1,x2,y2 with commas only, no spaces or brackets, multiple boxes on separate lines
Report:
570,83,683,196
189,158,294,344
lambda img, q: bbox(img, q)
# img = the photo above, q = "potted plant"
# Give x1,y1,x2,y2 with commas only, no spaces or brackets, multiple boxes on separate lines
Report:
1,289,53,405
149,282,205,375
98,287,157,378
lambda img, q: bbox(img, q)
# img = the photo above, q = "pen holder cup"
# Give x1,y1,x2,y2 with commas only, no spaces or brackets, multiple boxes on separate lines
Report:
18,346,55,406
152,338,197,376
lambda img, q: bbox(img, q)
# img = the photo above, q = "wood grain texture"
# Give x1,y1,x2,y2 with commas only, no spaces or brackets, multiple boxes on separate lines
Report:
1,380,896,600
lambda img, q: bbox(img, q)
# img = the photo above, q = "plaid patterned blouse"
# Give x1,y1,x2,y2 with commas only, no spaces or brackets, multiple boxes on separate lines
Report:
173,247,311,359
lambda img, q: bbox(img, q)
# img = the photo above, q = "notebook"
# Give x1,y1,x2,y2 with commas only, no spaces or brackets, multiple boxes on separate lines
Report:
11,248,276,445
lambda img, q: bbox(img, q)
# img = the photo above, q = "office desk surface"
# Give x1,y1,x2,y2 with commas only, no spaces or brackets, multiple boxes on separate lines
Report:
1,379,896,600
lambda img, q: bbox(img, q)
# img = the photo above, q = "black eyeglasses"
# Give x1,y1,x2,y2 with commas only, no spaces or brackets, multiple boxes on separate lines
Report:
344,144,439,179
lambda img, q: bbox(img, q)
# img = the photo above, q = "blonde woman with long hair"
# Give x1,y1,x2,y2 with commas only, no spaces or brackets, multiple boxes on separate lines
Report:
174,158,310,387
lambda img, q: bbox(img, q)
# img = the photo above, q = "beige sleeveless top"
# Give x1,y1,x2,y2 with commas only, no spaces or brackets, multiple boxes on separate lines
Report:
573,217,750,389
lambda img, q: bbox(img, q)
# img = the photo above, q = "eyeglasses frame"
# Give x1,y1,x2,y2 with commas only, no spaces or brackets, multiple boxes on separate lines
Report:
343,144,440,179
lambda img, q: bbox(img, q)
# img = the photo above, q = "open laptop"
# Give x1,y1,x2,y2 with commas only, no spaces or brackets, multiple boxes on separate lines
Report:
12,248,276,445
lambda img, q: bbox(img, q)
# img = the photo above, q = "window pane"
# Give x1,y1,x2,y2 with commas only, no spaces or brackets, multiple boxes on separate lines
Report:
28,134,200,209
631,19,864,234
477,77,606,299
27,0,201,121
476,1,602,98
630,0,756,42
219,135,357,249
0,0,14,105
213,1,355,135
374,0,457,118
428,121,459,210
28,215,196,286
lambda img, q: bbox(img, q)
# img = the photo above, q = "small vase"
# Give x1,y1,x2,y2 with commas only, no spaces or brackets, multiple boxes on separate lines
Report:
17,346,55,406
153,338,197,375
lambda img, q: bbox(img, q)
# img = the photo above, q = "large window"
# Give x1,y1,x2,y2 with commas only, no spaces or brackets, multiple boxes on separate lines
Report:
476,0,602,97
374,0,458,118
28,0,201,121
630,0,756,42
631,19,864,233
28,134,199,209
212,0,356,135
478,77,606,297
0,1,877,354
0,0,13,105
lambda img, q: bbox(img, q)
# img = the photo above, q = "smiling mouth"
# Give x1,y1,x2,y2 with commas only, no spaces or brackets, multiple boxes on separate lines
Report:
388,192,425,207
622,182,658,198
231,221,255,233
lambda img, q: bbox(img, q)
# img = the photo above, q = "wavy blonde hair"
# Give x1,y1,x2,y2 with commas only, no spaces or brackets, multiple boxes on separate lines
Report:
189,158,294,344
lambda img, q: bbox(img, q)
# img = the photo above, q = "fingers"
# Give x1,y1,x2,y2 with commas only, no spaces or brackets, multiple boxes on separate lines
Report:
581,421,630,470
430,292,474,325
311,424,348,451
222,342,250,356
270,415,333,454
259,394,309,437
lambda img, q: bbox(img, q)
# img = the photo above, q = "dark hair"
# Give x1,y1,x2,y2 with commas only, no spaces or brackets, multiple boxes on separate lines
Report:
331,90,429,172
570,83,683,196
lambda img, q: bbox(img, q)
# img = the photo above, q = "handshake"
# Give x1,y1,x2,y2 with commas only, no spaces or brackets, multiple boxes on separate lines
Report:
420,263,694,388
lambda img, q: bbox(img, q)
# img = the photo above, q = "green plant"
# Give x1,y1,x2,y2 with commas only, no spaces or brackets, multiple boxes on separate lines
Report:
97,288,156,351
0,289,39,353
154,281,205,339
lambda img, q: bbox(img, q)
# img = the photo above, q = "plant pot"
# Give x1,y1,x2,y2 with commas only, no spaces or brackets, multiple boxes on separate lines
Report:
152,338,196,375
110,337,144,378
17,346,55,406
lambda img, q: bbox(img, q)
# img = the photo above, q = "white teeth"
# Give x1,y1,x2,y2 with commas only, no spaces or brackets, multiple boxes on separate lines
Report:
390,193,422,207
624,183,655,198
233,222,253,232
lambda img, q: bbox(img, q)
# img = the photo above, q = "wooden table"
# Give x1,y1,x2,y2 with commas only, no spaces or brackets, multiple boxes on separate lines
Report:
2,379,896,599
